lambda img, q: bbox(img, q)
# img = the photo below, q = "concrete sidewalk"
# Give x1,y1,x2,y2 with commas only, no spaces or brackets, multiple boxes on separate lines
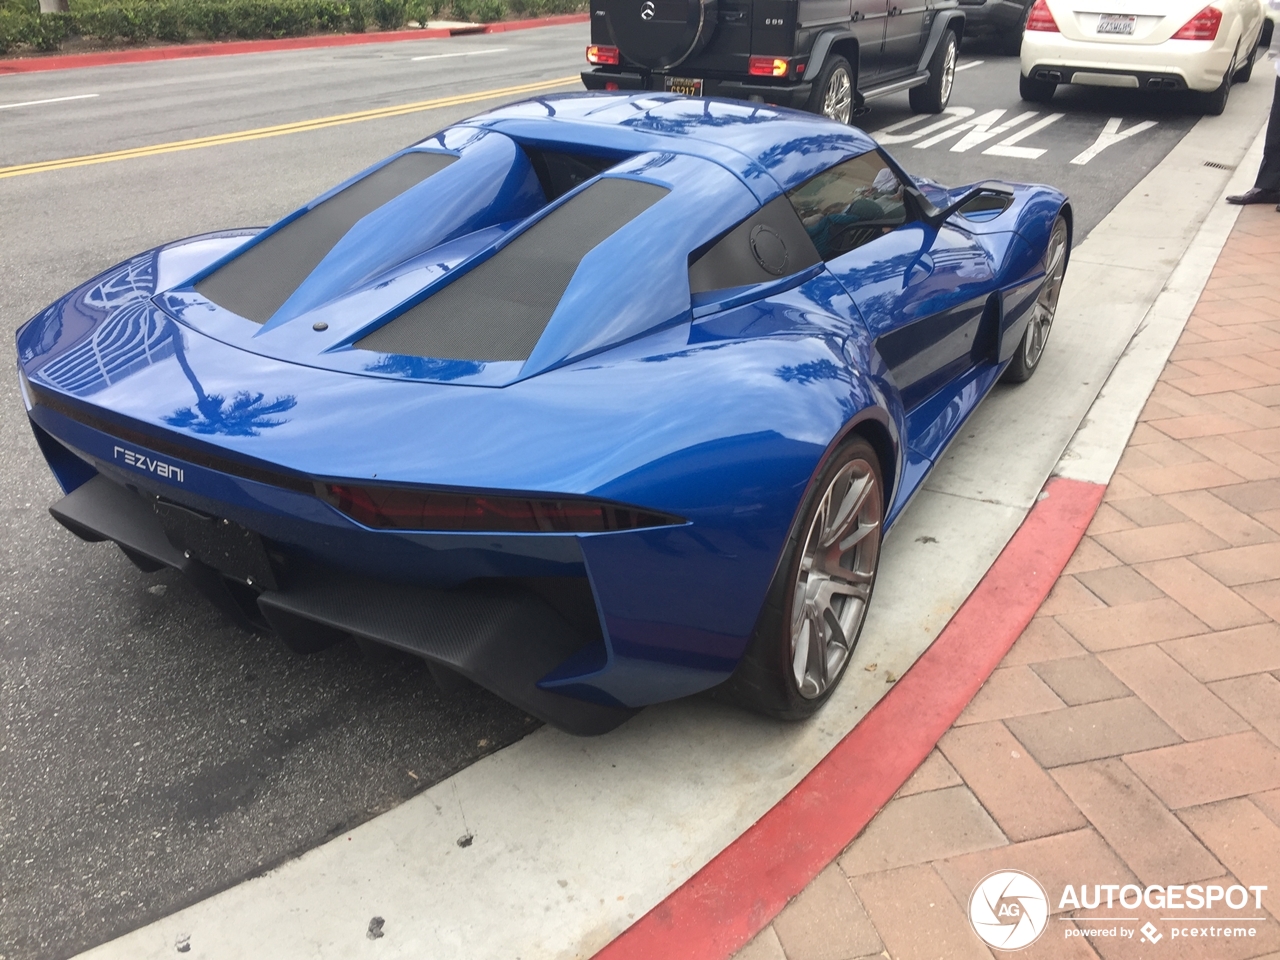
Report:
734,206,1280,960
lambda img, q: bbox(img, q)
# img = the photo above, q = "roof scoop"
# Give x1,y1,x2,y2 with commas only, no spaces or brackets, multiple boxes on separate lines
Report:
192,130,545,330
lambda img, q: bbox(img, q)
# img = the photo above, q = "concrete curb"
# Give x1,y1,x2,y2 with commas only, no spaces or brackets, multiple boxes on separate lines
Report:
0,12,587,75
594,477,1107,960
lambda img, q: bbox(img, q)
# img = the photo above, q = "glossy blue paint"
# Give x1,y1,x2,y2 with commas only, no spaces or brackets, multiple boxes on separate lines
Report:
15,93,1069,715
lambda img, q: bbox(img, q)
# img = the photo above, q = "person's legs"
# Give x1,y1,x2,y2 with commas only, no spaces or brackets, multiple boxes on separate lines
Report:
1227,77,1280,203
1256,76,1280,191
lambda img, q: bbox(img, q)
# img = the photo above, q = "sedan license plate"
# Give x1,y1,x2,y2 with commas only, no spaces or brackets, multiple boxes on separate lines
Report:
664,76,703,96
1097,13,1136,35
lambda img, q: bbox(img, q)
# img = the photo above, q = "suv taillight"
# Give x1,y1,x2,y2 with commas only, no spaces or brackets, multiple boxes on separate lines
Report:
587,44,620,65
1171,5,1222,40
748,56,790,77
1025,0,1059,31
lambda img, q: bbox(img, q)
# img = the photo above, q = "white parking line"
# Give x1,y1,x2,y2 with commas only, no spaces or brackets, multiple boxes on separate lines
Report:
0,93,99,112
1071,117,1158,165
955,60,985,71
410,47,508,61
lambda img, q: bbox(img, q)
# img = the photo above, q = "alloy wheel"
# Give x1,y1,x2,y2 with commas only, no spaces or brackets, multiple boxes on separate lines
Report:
823,68,853,125
1024,217,1068,369
790,457,881,699
939,36,957,106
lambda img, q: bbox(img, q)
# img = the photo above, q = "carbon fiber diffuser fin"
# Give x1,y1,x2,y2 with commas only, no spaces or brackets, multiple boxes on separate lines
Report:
195,152,456,324
356,177,668,363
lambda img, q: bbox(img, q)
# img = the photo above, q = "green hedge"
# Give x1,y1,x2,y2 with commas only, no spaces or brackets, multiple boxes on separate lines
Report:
0,0,583,53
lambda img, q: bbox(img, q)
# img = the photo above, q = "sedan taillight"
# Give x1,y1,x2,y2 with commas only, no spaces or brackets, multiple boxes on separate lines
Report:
1025,0,1059,32
1171,4,1222,40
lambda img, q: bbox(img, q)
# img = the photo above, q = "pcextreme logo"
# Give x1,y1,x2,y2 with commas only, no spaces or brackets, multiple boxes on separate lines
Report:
968,871,1270,950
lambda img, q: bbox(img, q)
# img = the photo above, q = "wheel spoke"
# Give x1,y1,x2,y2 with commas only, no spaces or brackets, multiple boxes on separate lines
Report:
789,456,883,700
820,471,873,548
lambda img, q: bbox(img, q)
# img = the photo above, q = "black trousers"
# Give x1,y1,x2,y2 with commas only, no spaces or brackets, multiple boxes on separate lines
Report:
1258,76,1280,192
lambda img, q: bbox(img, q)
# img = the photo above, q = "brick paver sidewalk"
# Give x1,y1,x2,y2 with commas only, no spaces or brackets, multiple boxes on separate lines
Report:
734,205,1280,960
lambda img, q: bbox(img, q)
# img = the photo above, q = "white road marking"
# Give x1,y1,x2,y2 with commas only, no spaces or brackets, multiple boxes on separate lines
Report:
914,108,1040,153
955,60,985,71
1070,117,1158,165
983,113,1065,159
410,47,508,61
872,106,975,144
0,93,99,112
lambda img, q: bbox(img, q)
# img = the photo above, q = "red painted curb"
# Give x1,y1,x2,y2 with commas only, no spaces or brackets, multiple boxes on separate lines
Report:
594,475,1107,960
0,13,587,75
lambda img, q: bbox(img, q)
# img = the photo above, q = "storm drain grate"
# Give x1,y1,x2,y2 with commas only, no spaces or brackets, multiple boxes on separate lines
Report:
1203,161,1235,171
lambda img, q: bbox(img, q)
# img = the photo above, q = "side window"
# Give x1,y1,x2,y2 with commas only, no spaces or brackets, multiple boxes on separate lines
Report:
785,152,908,261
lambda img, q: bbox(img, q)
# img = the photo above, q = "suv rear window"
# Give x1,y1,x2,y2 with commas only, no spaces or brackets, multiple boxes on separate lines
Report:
786,152,907,260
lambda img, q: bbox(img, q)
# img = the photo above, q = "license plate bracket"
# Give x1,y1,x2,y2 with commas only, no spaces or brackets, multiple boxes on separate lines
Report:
154,499,278,590
664,76,703,96
1097,13,1136,35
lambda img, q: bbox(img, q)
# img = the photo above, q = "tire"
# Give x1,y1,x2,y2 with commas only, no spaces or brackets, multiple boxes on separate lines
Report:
806,54,854,125
910,29,958,113
1019,72,1056,103
715,436,884,720
1200,53,1235,115
1003,213,1069,384
1234,43,1255,83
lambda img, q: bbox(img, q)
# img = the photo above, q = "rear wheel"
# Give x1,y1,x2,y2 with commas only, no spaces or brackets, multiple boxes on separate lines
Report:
910,30,958,113
1234,43,1256,83
718,436,883,719
1201,53,1235,115
1003,214,1068,383
807,54,854,124
1019,72,1056,103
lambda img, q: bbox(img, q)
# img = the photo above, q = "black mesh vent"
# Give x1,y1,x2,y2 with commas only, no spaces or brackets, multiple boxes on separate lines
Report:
356,177,668,363
195,151,456,324
524,148,623,201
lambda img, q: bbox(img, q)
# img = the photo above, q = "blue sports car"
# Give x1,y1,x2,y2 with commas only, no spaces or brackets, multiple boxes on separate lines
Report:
15,94,1069,735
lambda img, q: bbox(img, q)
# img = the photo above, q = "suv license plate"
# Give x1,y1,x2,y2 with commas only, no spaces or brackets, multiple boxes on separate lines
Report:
664,76,703,96
1097,14,1136,35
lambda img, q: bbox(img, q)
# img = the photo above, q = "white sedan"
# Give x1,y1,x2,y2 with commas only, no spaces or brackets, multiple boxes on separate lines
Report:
1019,0,1269,113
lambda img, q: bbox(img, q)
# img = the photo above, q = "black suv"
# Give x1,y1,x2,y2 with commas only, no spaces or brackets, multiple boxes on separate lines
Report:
581,0,965,123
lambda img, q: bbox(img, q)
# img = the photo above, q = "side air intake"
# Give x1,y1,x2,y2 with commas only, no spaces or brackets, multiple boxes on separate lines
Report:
355,177,668,363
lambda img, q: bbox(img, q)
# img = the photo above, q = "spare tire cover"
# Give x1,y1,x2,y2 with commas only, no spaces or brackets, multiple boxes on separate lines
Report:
607,0,719,70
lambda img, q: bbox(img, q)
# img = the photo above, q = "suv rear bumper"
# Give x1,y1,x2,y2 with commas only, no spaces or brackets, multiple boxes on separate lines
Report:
581,69,813,110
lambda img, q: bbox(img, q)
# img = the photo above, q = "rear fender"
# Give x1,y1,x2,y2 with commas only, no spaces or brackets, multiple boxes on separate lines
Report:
552,335,897,708
918,9,965,72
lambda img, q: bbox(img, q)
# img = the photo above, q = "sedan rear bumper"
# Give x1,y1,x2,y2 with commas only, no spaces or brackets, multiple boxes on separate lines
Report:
1021,33,1232,93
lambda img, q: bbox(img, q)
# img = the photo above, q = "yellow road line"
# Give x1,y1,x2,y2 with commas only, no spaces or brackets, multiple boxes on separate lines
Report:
0,75,578,180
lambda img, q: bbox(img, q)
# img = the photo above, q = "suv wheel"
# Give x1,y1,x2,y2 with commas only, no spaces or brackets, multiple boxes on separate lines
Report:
807,54,854,125
909,30,957,113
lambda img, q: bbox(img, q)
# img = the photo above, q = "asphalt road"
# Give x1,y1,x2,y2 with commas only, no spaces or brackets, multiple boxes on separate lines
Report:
0,25,1221,960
